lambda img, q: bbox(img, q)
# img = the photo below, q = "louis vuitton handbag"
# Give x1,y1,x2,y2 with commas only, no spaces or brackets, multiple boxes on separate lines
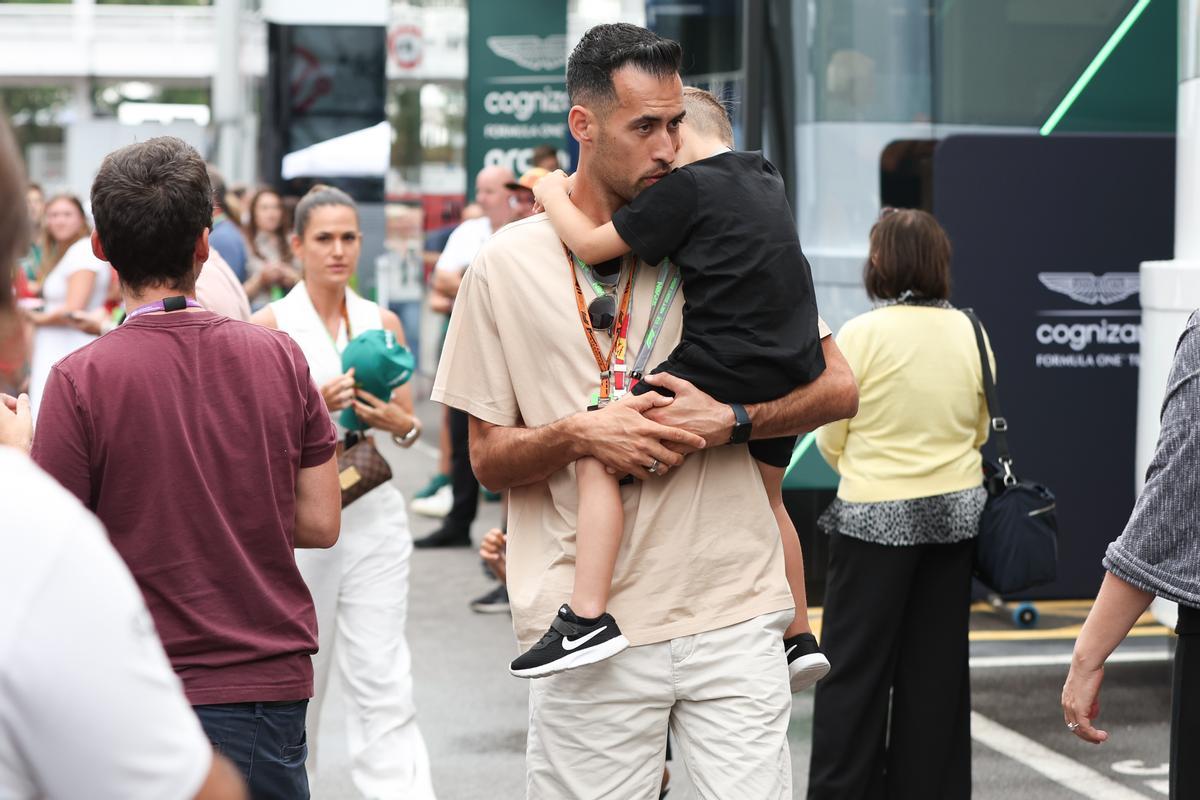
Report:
338,431,392,508
963,309,1059,594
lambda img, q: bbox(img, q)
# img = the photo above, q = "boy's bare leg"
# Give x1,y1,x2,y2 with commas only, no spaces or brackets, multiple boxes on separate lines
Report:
758,462,813,638
438,406,452,476
571,456,624,619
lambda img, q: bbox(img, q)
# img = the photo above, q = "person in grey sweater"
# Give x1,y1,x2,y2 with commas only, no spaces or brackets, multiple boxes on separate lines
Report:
1062,311,1200,798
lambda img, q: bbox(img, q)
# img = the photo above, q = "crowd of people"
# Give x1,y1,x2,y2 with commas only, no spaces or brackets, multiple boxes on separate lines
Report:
2,19,1199,800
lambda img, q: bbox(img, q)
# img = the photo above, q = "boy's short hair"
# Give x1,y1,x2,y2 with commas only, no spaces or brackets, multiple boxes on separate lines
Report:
682,87,734,148
91,137,213,294
864,208,952,301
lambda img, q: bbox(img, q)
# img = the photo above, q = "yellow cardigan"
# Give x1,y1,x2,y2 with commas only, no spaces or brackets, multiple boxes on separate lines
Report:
817,305,995,503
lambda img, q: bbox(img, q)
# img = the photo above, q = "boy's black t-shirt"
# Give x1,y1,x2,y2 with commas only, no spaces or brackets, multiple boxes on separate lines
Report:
611,149,824,395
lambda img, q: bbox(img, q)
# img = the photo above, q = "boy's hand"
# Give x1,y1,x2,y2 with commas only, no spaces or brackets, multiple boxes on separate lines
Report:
532,170,570,205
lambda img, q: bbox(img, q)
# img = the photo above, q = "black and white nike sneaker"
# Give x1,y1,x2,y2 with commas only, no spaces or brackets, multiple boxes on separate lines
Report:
785,632,830,693
510,604,629,678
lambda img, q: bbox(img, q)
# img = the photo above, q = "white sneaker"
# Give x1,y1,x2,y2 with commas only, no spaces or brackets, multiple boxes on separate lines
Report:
410,484,452,518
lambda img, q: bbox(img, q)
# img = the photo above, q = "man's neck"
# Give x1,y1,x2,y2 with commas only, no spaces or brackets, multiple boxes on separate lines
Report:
568,163,625,226
123,283,198,314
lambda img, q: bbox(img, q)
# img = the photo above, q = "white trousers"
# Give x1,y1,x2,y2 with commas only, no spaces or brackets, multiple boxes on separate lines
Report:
296,484,436,800
526,608,794,800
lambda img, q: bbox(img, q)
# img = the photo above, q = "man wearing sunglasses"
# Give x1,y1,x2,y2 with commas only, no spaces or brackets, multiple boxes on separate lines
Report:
433,23,858,799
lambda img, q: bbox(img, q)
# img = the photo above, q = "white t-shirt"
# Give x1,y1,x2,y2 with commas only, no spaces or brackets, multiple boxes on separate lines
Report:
434,217,493,274
0,448,212,800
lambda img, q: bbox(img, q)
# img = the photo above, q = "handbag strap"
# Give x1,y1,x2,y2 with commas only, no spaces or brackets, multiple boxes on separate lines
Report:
961,309,1017,485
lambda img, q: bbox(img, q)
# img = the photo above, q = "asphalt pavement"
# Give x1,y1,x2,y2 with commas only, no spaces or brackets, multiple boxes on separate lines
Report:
309,394,1175,799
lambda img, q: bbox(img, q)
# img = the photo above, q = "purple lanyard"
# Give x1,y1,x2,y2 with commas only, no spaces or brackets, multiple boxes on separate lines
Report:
126,296,203,321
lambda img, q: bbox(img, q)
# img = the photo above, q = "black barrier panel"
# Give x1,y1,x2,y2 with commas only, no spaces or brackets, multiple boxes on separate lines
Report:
934,134,1175,599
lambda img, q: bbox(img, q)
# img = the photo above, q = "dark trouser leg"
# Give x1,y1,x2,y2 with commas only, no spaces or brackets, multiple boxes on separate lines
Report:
194,701,310,800
1172,605,1200,799
446,407,478,532
808,533,921,800
885,538,974,800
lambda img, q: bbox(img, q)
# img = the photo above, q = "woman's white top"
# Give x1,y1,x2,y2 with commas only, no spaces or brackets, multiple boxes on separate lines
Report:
271,281,383,437
30,239,112,417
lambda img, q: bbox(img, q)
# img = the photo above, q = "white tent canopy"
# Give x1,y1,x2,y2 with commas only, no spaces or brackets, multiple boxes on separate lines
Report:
280,121,391,180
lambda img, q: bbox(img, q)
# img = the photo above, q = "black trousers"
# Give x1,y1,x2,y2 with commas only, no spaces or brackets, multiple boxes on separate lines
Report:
1172,605,1200,799
808,533,974,800
446,407,479,532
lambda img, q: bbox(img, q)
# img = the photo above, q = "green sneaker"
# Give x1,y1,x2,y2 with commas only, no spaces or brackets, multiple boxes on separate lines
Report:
414,472,450,500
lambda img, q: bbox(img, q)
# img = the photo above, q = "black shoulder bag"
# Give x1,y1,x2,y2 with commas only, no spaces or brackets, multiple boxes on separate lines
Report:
963,309,1059,594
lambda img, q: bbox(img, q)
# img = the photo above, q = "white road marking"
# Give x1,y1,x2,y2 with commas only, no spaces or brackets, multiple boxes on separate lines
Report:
1145,779,1169,795
971,712,1152,800
970,650,1169,670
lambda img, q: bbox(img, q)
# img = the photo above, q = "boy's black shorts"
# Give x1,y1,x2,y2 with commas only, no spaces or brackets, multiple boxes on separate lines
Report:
630,340,821,469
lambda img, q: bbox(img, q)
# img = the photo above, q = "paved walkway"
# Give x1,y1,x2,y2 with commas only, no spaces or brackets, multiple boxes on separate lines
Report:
309,398,1173,799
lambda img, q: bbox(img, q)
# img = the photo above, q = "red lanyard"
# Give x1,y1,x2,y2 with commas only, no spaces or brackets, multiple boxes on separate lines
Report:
567,245,633,406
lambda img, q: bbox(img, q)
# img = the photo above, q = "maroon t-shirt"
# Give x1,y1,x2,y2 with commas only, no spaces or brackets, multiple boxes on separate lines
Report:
32,310,337,705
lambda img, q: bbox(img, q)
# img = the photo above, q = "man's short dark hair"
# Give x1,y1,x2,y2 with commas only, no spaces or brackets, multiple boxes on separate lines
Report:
91,137,213,294
566,23,682,111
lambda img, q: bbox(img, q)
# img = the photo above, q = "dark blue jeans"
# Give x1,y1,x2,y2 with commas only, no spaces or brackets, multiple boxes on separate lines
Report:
193,700,309,800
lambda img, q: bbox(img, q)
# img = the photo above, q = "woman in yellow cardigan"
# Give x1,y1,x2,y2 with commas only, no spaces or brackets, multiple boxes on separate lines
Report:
807,209,995,800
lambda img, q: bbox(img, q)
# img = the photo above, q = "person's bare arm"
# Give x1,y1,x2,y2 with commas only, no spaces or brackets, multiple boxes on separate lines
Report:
432,269,464,300
192,754,247,800
535,171,630,264
468,392,707,491
293,454,340,548
31,271,97,326
642,335,859,447
1061,572,1154,744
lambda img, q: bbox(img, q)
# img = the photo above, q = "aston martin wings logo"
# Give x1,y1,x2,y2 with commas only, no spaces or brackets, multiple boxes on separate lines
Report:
1038,272,1140,305
486,35,568,72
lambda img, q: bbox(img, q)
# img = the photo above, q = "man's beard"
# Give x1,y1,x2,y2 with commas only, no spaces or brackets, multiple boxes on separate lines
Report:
592,131,640,203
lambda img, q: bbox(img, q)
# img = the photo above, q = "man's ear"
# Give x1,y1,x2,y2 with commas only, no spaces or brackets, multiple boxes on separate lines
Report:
90,230,106,262
568,105,595,145
194,227,210,267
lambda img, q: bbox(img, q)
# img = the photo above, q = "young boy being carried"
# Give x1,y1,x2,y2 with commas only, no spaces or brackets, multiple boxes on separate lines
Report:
510,87,829,692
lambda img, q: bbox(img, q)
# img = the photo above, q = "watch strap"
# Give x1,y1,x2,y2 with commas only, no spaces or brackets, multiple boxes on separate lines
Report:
729,402,751,444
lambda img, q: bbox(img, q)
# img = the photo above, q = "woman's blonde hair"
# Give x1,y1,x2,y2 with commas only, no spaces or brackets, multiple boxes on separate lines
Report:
37,193,91,282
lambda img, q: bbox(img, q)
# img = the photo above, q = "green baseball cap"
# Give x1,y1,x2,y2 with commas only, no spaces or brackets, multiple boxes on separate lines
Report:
339,328,415,430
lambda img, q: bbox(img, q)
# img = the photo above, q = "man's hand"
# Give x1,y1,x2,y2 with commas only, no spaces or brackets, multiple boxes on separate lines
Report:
583,392,706,480
0,393,33,454
320,368,356,413
640,373,735,449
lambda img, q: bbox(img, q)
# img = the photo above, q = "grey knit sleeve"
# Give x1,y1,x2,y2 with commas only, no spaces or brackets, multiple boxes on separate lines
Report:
1104,311,1200,608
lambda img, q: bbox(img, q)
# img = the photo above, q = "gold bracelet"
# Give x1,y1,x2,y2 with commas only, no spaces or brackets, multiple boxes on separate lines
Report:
392,418,421,448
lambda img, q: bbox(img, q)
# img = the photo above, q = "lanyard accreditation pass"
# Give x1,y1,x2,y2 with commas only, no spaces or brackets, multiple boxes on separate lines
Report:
569,248,681,404
569,245,634,408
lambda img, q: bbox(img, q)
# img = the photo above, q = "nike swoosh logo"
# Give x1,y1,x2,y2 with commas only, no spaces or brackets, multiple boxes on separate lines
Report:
562,626,608,651
785,645,797,659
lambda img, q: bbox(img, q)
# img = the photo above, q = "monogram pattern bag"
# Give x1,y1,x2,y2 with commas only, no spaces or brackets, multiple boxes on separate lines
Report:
338,432,392,508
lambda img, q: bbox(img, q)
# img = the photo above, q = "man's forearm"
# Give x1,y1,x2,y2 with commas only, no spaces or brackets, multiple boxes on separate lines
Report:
431,269,464,299
469,414,589,491
747,336,859,439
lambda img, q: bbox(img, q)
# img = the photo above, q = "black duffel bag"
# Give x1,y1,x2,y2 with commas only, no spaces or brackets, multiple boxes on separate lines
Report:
964,310,1059,594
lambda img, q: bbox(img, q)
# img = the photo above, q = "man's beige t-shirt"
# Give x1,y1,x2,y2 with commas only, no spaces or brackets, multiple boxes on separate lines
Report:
433,214,827,650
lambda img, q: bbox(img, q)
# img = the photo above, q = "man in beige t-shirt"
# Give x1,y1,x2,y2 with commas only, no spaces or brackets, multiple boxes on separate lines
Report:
434,23,857,800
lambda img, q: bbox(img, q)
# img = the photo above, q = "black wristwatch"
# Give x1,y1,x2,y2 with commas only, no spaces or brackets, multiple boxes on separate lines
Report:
728,403,752,444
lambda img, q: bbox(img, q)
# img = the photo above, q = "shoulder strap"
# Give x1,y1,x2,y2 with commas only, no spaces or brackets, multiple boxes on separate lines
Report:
961,309,1016,481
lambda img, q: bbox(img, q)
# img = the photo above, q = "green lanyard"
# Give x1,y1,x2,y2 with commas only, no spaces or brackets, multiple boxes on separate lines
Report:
570,253,682,381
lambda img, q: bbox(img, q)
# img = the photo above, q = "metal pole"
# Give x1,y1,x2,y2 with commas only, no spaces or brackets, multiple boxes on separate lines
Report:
213,0,241,180
742,0,763,150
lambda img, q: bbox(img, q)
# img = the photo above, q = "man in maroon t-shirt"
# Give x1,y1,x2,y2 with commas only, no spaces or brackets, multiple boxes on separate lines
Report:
32,137,340,799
